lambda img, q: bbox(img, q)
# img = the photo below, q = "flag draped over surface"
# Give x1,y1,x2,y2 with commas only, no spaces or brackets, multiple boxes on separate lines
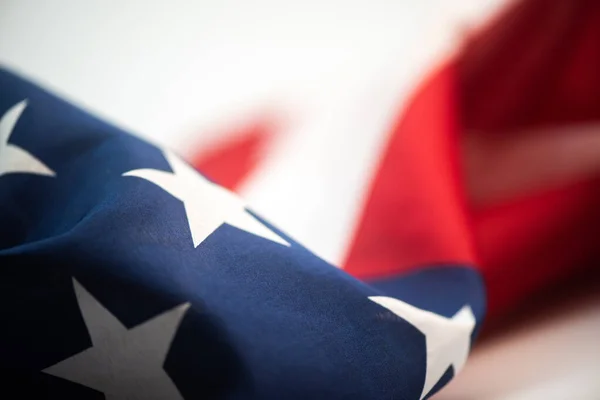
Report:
0,68,485,399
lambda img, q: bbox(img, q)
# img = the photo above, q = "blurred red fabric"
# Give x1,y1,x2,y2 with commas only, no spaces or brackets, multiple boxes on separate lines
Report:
346,0,600,319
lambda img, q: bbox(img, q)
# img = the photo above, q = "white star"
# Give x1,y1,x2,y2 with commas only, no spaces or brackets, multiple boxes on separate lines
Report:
369,296,476,400
0,100,55,177
44,279,189,400
123,150,289,247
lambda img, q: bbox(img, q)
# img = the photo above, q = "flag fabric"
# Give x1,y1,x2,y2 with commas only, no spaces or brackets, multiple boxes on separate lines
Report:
193,0,600,325
0,68,485,399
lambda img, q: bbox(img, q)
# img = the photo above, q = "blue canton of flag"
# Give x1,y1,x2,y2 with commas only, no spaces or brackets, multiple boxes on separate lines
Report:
0,67,485,399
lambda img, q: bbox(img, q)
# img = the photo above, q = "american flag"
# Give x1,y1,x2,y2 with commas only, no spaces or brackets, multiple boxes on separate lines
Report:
0,67,484,399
